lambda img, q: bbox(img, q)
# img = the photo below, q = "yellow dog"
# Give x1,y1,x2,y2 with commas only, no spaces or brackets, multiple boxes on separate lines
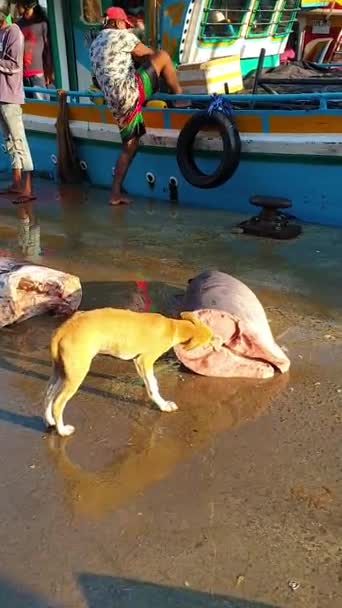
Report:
44,308,214,437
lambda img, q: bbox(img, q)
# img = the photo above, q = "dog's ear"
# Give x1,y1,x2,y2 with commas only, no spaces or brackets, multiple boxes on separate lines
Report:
180,312,213,351
180,311,199,324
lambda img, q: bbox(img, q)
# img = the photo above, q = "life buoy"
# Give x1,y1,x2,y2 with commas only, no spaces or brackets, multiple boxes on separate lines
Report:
176,110,241,189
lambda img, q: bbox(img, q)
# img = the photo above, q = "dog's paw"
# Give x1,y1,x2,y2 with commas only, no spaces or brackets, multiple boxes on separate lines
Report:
57,424,75,437
159,401,178,413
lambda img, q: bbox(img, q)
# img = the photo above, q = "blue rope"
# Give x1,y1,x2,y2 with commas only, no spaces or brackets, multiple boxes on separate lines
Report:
207,94,234,120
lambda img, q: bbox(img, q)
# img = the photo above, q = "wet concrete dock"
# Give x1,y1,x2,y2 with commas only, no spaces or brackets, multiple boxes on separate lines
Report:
0,181,341,607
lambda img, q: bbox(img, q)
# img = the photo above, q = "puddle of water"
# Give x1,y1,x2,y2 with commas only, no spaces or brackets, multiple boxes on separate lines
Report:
1,180,342,608
44,371,289,519
0,178,341,521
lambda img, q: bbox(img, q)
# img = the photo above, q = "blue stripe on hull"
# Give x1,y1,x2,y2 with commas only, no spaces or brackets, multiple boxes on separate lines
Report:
0,133,341,228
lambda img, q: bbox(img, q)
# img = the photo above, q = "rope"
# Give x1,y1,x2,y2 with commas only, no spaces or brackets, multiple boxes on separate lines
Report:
207,93,234,121
56,90,83,184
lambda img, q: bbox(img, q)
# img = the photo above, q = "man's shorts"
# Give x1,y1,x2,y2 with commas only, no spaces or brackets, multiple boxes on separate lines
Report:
0,103,33,172
119,59,159,143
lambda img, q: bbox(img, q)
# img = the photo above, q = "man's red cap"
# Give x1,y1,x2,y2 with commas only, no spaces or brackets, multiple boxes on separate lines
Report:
105,7,133,27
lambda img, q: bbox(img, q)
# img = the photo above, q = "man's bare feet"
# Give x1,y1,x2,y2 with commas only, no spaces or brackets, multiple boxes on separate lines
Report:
109,193,132,205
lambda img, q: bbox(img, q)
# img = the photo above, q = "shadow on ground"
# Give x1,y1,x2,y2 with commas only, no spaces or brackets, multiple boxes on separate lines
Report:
77,573,279,608
45,372,288,518
0,577,60,608
0,574,279,608
0,407,45,432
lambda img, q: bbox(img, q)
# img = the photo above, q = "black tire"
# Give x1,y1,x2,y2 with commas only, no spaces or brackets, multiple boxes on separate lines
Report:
176,110,241,189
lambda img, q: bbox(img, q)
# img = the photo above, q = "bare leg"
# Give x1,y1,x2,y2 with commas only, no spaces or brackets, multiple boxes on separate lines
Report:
134,354,178,412
148,50,189,107
0,104,35,201
11,172,35,204
149,50,182,95
110,137,139,205
10,168,22,191
21,171,33,197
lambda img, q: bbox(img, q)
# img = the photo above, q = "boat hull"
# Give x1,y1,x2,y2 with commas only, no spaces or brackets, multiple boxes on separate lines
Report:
0,99,342,228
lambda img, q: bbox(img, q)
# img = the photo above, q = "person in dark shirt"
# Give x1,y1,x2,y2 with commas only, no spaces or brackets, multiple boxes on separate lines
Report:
16,0,52,100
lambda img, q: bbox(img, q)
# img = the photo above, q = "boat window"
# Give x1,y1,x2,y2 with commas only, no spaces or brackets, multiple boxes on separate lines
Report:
247,0,277,38
273,0,300,37
81,0,103,24
200,0,249,41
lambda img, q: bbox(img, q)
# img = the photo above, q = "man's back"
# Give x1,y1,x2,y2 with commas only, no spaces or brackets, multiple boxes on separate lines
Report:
90,28,140,118
0,23,24,104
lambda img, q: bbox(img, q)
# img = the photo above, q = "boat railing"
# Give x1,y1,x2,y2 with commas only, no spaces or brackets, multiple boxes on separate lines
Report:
23,86,342,112
24,86,103,104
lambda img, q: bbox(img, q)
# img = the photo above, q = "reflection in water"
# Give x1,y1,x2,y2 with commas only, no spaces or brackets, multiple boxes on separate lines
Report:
58,184,87,250
46,372,288,519
81,280,182,314
15,200,41,260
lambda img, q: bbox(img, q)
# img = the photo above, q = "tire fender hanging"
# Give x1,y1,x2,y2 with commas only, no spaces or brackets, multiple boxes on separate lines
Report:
176,107,241,189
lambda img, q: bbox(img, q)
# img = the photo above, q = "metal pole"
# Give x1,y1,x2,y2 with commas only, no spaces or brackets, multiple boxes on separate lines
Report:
252,48,266,95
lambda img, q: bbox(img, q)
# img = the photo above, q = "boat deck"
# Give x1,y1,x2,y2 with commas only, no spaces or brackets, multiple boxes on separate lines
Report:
0,179,341,608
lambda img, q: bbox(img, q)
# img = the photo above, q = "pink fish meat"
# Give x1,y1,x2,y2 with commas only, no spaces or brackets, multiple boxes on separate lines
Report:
174,271,290,379
0,257,82,327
